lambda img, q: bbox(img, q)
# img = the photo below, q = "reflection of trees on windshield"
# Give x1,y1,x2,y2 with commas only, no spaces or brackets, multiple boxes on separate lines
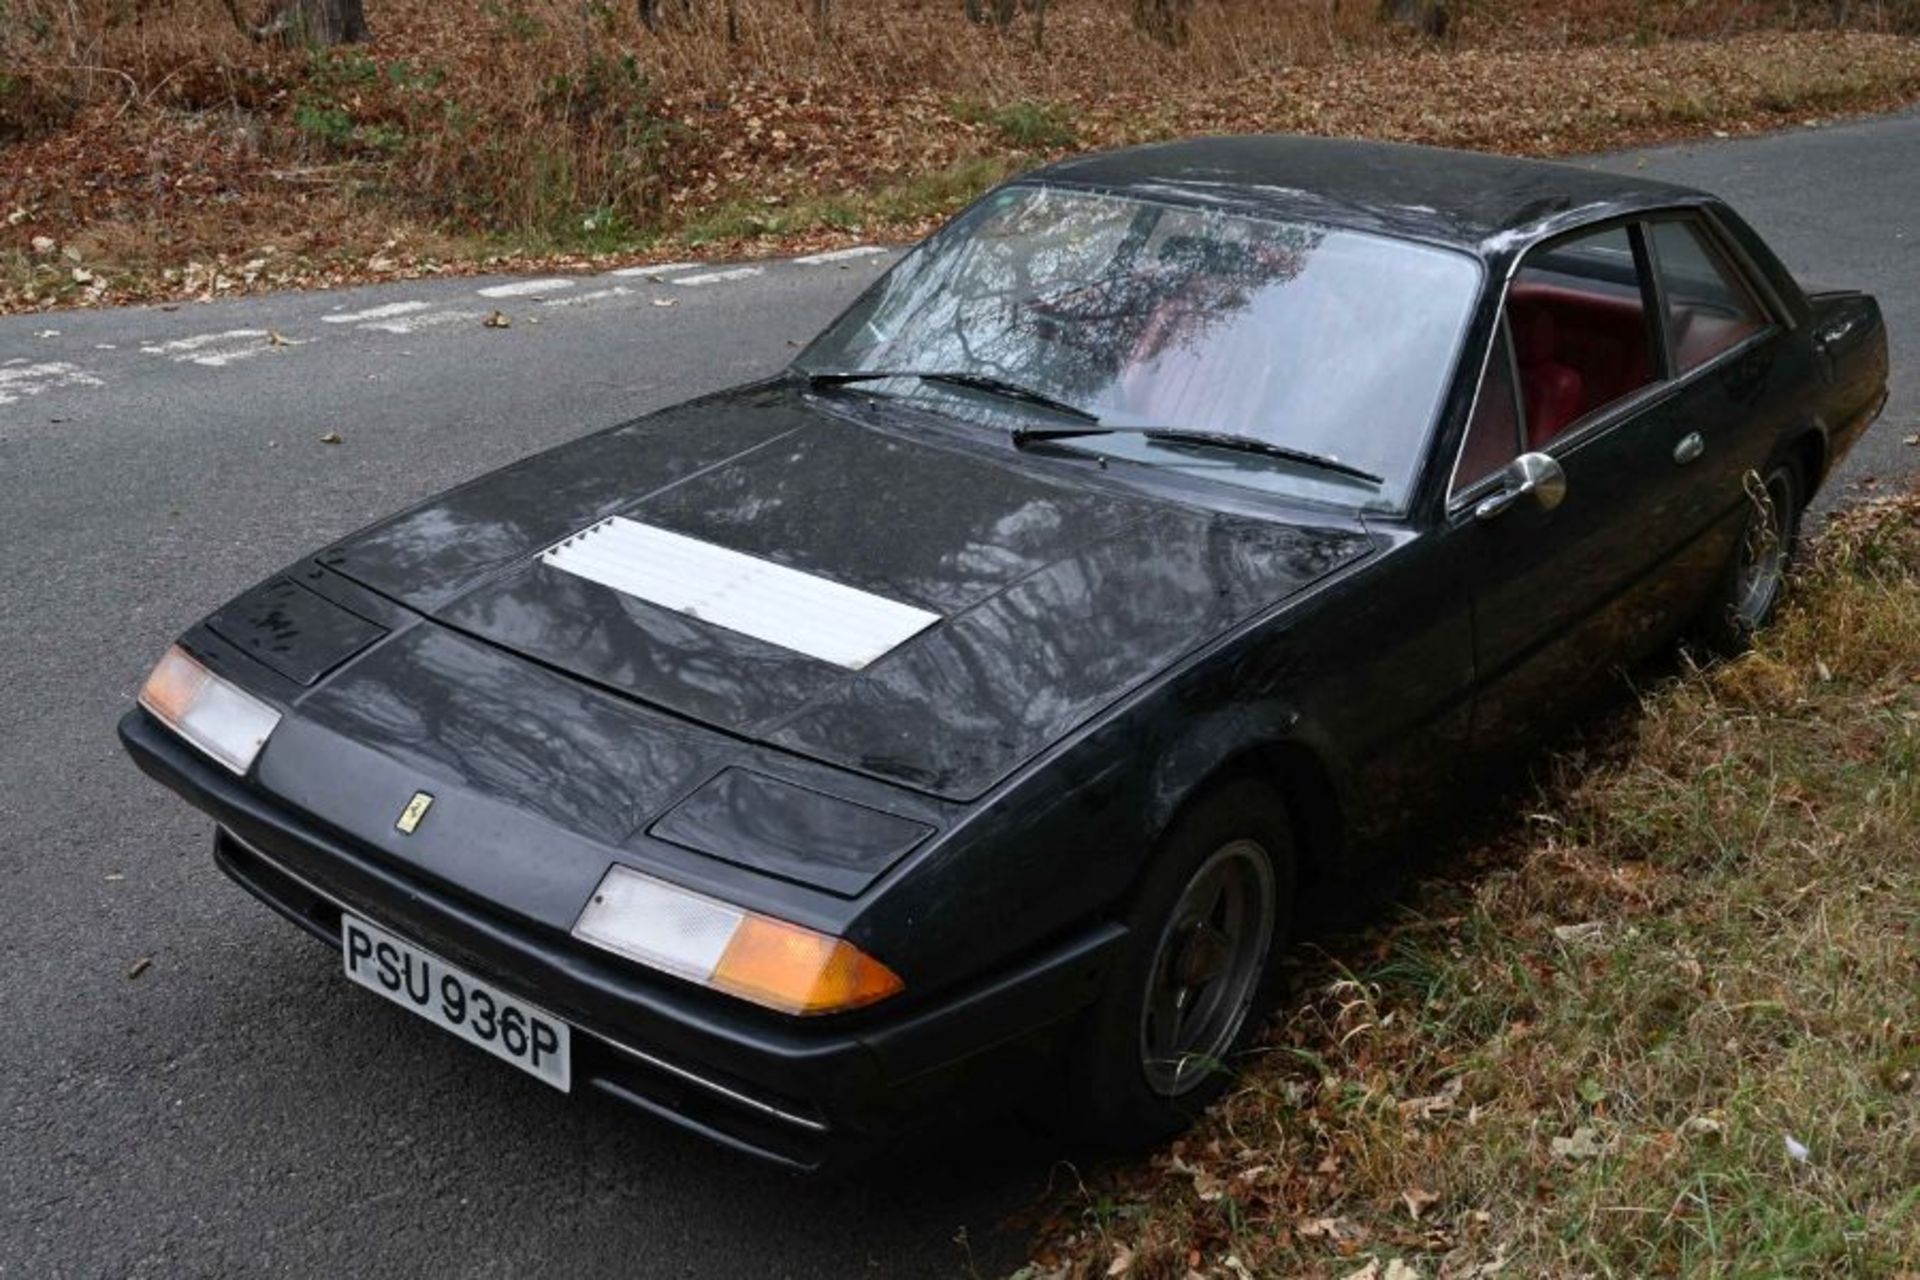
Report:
836,189,1320,412
1032,228,1316,400
800,184,1479,507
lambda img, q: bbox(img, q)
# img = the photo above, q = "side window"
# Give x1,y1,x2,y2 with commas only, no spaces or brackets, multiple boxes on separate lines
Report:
1505,226,1659,450
1649,219,1767,374
1452,320,1522,497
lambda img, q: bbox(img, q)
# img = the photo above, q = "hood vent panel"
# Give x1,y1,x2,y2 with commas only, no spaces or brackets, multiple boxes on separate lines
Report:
541,518,940,671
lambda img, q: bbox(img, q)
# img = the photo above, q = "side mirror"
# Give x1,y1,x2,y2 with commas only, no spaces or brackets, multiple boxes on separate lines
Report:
1475,451,1567,522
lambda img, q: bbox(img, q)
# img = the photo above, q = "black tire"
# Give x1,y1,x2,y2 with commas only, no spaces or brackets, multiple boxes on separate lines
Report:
1694,459,1803,656
1053,778,1296,1150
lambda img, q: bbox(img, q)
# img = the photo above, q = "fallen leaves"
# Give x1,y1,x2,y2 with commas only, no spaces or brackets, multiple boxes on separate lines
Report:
5,18,1919,315
1398,1075,1463,1123
482,309,511,328
1550,1126,1611,1162
1400,1188,1440,1222
1551,920,1606,946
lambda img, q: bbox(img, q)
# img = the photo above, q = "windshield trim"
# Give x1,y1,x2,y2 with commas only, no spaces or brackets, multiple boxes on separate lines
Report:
794,181,1488,517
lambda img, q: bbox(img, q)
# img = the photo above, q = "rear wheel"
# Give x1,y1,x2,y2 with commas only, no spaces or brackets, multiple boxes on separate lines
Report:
1055,779,1295,1149
1695,460,1802,655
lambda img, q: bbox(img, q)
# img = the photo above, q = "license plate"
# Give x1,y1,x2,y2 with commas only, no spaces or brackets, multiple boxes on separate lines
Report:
341,914,571,1092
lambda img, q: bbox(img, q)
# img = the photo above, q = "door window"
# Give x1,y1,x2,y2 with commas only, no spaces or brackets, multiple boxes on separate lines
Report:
1452,319,1523,496
1648,219,1768,374
1506,226,1660,450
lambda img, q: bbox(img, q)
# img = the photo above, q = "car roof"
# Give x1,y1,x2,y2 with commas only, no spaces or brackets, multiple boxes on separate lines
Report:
1025,134,1714,256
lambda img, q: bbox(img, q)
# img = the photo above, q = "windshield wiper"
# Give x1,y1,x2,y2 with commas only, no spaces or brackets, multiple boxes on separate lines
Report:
1010,424,1384,485
804,368,1100,424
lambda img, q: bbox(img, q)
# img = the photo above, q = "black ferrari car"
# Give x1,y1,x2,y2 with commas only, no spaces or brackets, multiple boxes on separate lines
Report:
122,136,1888,1168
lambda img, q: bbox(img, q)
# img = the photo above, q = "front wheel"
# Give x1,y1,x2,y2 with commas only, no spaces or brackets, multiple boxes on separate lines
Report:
1694,460,1802,655
1054,779,1296,1149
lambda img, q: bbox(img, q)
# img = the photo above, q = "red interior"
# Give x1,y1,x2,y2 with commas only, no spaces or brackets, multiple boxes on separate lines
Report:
1674,310,1761,372
1507,283,1655,447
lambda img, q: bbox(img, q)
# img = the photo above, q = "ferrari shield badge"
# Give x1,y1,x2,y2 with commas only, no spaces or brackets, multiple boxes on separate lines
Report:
395,791,434,835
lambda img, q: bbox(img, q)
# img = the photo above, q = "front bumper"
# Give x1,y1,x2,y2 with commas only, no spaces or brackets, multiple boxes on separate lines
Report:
120,708,1122,1169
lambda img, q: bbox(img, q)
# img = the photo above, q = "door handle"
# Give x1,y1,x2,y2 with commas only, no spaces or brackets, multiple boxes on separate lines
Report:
1673,432,1705,465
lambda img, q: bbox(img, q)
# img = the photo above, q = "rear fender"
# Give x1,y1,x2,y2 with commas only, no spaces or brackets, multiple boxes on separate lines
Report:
1805,290,1889,465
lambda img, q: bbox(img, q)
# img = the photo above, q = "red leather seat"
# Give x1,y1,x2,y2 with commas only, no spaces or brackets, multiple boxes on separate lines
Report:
1508,283,1655,445
1513,307,1583,449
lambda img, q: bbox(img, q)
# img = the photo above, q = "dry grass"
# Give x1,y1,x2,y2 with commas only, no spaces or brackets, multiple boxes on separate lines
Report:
4,1,1920,310
1022,492,1920,1277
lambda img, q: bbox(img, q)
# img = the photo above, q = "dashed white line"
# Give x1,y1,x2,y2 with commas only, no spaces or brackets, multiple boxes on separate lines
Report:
477,278,576,298
793,245,889,265
610,262,698,278
542,286,633,308
0,361,104,406
186,349,263,368
140,329,268,354
324,300,431,324
670,267,763,286
359,309,486,334
137,329,302,367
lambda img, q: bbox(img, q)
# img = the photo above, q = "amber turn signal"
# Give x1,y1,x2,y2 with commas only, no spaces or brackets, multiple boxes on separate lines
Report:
711,915,904,1016
571,864,904,1016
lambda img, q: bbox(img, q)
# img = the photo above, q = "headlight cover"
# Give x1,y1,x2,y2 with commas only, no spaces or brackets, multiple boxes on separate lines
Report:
572,865,904,1016
138,645,282,776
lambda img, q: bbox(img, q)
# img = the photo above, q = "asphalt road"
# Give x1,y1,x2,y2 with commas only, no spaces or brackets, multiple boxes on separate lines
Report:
2,110,1914,1279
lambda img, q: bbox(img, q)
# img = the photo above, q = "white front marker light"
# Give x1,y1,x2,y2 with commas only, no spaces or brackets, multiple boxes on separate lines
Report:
573,865,904,1016
138,645,282,775
573,863,748,985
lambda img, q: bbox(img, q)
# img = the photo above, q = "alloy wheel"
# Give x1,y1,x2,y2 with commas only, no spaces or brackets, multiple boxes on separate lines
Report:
1136,838,1277,1097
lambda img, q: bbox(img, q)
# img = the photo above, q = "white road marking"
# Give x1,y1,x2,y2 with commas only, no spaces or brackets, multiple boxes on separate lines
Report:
137,329,302,367
0,361,104,406
610,262,698,278
186,347,272,368
323,300,430,324
541,286,632,308
477,278,575,299
141,329,268,354
793,245,889,265
359,308,486,334
669,267,763,286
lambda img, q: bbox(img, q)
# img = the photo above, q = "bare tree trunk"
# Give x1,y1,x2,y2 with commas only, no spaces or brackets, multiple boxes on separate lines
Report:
1132,0,1190,45
637,0,702,35
962,0,1017,28
1377,0,1448,38
256,0,371,45
1026,0,1048,48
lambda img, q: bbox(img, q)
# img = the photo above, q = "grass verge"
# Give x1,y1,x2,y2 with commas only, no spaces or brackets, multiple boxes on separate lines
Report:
1023,492,1920,1278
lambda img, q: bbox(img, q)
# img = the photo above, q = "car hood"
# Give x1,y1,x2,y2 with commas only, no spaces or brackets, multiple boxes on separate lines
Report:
321,382,1374,799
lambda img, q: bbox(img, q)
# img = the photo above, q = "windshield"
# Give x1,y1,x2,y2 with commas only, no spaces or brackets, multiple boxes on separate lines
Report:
797,184,1481,509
